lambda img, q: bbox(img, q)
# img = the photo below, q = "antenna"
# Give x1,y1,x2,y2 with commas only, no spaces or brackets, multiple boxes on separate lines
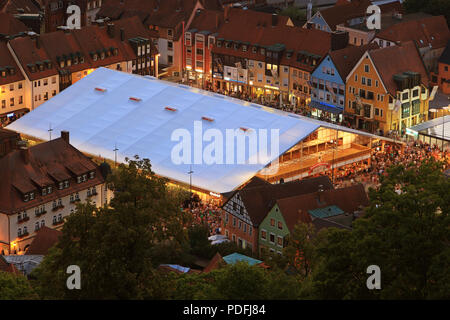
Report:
113,144,119,167
188,164,194,195
48,123,53,141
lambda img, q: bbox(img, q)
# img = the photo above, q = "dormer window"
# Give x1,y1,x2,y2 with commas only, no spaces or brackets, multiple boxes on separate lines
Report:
77,176,82,183
24,194,29,202
60,60,65,68
82,174,87,182
242,45,247,52
30,192,35,200
93,54,98,61
48,186,52,194
64,180,69,188
89,171,95,179
42,188,47,196
67,59,72,66
261,48,265,55
100,52,105,60
252,47,257,53
59,182,63,189
217,40,222,47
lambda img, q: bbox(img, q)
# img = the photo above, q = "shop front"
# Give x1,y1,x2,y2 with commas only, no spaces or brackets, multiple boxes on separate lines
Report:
0,108,29,126
309,101,343,123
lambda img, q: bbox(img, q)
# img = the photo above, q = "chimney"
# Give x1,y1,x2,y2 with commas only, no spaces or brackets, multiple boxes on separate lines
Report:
120,28,124,41
271,13,278,27
34,35,40,49
20,147,30,164
107,23,115,38
61,131,69,144
317,184,325,204
224,6,229,23
331,30,349,51
215,13,219,29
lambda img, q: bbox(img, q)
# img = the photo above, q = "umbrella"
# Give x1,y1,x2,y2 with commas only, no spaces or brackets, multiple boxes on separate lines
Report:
208,234,227,241
211,239,230,245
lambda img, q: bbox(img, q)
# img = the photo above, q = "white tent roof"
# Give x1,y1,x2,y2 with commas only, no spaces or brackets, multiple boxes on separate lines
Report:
7,68,388,193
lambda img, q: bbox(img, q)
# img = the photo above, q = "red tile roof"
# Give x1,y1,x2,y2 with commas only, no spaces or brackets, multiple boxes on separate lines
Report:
318,0,372,31
223,176,334,227
188,8,224,33
213,24,331,72
329,42,379,79
0,42,25,86
25,226,62,255
203,252,223,272
0,12,29,36
98,0,200,40
0,0,40,14
8,36,58,81
0,256,20,274
375,15,450,49
0,134,105,214
369,41,430,95
276,184,368,233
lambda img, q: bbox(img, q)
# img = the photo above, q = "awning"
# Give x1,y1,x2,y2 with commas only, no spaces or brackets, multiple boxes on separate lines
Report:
309,101,343,115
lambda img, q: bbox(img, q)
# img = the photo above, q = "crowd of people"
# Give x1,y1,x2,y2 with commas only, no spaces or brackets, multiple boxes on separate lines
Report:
183,194,223,236
329,140,449,191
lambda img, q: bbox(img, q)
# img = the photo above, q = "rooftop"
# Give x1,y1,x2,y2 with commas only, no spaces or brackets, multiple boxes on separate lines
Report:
222,252,262,266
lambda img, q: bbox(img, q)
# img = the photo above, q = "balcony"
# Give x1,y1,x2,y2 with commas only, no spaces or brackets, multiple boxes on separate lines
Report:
87,191,98,198
52,205,64,212
18,232,29,238
35,210,47,217
17,216,30,224
70,198,81,204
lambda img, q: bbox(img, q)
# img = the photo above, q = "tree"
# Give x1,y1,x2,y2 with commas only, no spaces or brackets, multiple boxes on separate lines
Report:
0,271,38,300
31,156,187,299
283,223,320,279
311,159,450,299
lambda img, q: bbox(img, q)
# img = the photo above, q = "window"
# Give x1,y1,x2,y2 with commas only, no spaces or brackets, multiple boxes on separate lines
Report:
367,78,372,86
53,215,57,224
269,233,275,243
261,230,267,240
354,74,358,82
64,180,69,188
168,55,173,64
77,176,82,183
364,64,370,73
90,171,95,179
30,192,34,200
238,221,242,229
9,84,14,91
278,221,283,230
35,222,39,231
233,217,236,226
270,218,275,226
167,41,173,51
41,220,45,227
277,236,283,247
10,98,14,107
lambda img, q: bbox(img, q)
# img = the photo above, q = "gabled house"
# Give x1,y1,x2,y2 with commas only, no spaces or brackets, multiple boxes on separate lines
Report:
184,8,224,89
436,40,450,95
372,15,450,73
258,184,367,255
97,0,204,80
310,42,378,123
0,131,113,254
345,41,430,134
0,42,28,124
221,175,333,253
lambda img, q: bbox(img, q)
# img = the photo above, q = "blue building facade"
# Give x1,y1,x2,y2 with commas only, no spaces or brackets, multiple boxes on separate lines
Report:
310,54,346,123
306,12,332,32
